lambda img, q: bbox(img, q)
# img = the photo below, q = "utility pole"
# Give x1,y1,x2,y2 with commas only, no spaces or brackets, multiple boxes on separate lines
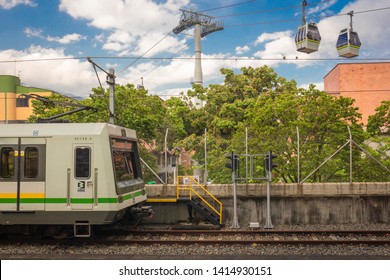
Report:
88,58,116,124
107,68,115,125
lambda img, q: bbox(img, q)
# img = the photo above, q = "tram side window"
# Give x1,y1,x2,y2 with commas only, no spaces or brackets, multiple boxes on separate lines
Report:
24,147,39,179
75,147,91,179
0,147,14,179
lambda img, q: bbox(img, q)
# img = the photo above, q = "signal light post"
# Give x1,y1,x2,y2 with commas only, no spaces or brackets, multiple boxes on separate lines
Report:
225,150,278,229
264,151,277,229
225,152,240,229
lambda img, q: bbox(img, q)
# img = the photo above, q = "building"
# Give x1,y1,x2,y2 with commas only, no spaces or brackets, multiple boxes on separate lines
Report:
0,75,53,124
324,63,390,124
324,62,390,125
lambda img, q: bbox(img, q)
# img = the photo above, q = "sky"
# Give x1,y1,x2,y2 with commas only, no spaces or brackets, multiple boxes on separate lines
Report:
0,0,390,99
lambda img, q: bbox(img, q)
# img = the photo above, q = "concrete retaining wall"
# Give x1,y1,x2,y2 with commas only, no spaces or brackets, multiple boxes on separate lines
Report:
144,183,390,227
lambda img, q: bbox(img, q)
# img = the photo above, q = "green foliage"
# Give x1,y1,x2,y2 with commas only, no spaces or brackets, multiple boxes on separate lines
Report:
29,84,166,143
172,66,384,183
29,65,389,183
367,100,390,135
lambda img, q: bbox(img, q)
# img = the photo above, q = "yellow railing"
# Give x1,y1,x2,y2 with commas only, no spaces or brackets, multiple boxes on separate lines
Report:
176,176,222,224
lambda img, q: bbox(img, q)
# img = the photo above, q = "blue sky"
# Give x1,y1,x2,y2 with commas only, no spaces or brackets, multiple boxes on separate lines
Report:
0,0,389,98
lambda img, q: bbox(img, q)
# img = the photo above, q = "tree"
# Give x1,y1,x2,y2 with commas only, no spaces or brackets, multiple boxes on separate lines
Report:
174,66,367,183
29,84,166,143
367,100,390,135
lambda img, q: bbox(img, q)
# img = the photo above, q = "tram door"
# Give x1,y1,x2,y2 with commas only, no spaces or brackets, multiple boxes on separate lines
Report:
0,137,46,211
71,144,94,210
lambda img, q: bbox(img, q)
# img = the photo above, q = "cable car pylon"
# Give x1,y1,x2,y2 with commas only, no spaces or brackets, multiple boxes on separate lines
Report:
173,9,223,87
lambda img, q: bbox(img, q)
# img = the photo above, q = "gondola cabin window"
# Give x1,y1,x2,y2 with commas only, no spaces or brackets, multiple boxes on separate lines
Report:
337,30,348,48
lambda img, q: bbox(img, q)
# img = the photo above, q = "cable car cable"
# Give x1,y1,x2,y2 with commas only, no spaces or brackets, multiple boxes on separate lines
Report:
116,31,173,75
198,0,257,13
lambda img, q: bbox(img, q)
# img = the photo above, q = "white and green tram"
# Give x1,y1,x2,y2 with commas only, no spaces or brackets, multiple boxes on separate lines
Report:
0,123,148,236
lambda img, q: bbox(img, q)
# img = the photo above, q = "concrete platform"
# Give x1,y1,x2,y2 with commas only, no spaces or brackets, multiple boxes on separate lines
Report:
145,182,390,227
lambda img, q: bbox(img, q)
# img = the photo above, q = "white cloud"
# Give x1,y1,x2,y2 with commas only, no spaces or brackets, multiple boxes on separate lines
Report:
255,31,293,45
0,0,36,9
307,0,337,15
235,45,250,55
47,33,86,44
0,46,98,97
59,0,190,56
299,82,324,90
24,27,43,38
24,27,86,45
251,0,390,69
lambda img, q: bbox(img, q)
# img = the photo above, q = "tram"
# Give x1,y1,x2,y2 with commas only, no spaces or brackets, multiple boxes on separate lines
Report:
0,123,149,236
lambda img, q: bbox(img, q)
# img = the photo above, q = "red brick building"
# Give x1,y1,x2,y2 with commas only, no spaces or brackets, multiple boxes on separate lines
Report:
324,62,390,125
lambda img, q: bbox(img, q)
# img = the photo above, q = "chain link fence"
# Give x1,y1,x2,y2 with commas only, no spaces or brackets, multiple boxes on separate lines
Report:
140,127,390,185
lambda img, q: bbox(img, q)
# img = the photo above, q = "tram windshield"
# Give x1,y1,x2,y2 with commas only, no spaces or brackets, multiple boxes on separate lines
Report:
110,137,143,194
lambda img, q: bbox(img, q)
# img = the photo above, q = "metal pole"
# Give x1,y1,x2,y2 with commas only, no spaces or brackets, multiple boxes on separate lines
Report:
245,127,249,184
4,92,7,124
231,152,239,228
348,126,353,183
265,153,274,229
108,68,115,124
140,157,165,184
300,141,350,183
297,126,300,184
204,128,208,184
165,128,169,185
302,0,307,24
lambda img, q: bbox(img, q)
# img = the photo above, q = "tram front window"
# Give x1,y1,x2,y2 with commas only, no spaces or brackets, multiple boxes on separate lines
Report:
110,137,143,194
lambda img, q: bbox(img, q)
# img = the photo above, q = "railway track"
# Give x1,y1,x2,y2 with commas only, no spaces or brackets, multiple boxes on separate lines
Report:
97,229,390,245
2,229,390,246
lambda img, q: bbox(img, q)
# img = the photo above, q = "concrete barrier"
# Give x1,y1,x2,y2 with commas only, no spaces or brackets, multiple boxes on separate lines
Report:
144,183,390,227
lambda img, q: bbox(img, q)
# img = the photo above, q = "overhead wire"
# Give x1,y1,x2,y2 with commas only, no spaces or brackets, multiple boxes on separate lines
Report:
2,55,390,64
224,6,390,28
0,4,389,85
131,42,192,85
116,31,173,76
198,0,257,13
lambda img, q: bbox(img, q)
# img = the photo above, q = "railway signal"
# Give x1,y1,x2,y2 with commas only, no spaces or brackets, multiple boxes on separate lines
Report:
225,152,239,172
225,151,239,228
265,150,278,172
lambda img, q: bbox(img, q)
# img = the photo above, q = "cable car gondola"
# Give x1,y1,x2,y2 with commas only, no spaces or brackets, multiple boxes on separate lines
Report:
295,22,321,54
336,11,361,58
295,1,321,54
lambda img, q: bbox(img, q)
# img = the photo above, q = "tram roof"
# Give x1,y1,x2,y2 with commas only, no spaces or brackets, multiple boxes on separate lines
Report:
0,123,137,139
